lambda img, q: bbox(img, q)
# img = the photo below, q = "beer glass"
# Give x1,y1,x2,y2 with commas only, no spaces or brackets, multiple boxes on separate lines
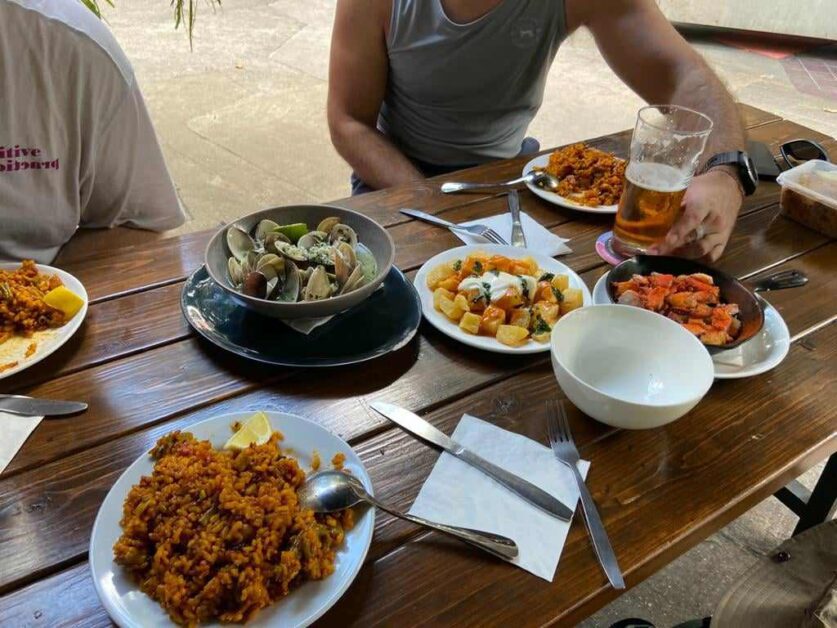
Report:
613,105,713,256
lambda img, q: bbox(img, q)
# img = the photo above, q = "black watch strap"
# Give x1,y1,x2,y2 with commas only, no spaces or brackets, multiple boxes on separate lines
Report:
703,150,758,196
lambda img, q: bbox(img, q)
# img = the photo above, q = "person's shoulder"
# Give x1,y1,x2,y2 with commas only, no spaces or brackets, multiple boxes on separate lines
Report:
1,0,135,87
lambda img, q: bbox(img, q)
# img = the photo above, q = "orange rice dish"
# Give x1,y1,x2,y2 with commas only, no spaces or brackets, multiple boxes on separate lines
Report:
0,259,66,345
113,431,354,626
537,143,626,206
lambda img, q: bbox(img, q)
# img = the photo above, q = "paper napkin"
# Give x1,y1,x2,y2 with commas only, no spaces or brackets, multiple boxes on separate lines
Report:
0,412,42,474
281,316,335,335
454,212,572,257
409,414,589,582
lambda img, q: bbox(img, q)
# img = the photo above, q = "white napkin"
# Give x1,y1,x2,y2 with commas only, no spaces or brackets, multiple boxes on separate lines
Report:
0,412,43,474
409,414,589,581
454,212,572,257
280,316,335,335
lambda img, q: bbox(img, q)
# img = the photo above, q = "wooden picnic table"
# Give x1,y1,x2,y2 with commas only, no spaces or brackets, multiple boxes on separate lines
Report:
0,103,834,627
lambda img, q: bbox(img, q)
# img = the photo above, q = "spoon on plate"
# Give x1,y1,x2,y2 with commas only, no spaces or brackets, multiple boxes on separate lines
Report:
298,470,519,560
441,170,560,194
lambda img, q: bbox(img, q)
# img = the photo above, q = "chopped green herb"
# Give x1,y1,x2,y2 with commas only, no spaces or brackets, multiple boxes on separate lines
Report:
453,260,462,272
472,261,483,275
519,277,529,299
552,286,564,302
533,316,551,334
538,272,555,282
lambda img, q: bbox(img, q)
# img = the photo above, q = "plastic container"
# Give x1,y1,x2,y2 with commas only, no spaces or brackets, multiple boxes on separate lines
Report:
776,159,837,238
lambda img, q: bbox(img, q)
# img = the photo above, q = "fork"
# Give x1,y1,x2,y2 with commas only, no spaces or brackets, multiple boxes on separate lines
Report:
546,400,626,589
400,208,508,245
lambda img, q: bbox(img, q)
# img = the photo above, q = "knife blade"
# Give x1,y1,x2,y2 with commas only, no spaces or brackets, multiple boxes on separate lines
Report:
0,395,88,417
370,401,572,520
508,190,526,248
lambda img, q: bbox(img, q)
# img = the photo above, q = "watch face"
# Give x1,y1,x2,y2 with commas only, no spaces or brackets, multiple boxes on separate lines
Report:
743,154,758,184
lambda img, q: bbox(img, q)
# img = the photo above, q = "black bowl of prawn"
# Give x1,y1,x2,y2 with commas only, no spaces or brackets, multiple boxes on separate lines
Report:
605,255,806,354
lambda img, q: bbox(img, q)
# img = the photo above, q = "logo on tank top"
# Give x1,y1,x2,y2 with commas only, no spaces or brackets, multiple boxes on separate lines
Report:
510,17,543,48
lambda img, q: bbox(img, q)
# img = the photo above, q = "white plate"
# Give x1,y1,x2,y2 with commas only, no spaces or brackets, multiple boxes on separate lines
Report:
0,263,88,380
90,411,375,628
592,274,790,379
522,154,619,214
415,244,592,354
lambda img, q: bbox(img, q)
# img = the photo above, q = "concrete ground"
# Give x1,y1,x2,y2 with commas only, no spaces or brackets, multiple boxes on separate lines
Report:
100,2,834,625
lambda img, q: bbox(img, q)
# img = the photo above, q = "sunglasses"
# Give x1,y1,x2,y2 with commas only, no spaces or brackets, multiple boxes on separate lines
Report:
779,139,831,168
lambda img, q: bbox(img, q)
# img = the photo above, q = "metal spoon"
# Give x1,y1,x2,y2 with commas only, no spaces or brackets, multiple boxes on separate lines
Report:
298,470,519,560
441,170,560,194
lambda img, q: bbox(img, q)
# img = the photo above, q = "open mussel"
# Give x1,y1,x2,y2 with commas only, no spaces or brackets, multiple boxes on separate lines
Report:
329,223,358,249
302,266,334,301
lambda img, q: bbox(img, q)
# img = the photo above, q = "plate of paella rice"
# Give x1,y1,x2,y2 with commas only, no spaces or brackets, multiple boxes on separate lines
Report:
0,260,88,379
90,411,375,627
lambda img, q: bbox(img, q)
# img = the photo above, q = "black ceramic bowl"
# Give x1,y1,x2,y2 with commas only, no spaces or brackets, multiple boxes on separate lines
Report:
605,255,764,354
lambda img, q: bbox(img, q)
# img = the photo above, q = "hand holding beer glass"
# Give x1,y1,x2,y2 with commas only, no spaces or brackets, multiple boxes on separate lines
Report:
612,105,713,257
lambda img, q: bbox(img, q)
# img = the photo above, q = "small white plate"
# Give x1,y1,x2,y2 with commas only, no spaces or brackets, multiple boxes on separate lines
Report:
415,244,592,354
522,154,619,214
0,263,88,380
592,274,791,379
89,411,375,628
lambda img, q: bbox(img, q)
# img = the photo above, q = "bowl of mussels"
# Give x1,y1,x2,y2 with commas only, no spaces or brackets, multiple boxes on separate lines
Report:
205,205,395,319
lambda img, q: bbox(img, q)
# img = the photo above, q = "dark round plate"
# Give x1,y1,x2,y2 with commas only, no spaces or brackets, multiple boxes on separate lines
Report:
181,266,421,367
605,255,764,354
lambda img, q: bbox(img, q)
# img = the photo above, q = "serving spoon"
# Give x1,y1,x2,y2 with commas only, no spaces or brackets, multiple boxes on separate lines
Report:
441,170,560,194
298,470,519,560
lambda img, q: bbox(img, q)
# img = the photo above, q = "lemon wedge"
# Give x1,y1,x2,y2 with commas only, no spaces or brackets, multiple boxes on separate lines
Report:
224,411,272,450
43,286,84,319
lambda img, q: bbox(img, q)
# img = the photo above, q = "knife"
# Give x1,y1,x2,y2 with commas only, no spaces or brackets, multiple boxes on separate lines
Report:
370,401,572,521
508,190,526,248
0,394,88,417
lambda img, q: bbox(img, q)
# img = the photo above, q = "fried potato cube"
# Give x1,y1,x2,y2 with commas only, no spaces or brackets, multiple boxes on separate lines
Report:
496,324,529,347
438,275,461,292
551,274,570,292
459,312,482,335
480,305,506,336
560,288,584,314
433,287,455,311
438,295,465,322
533,302,560,326
535,281,558,304
426,264,455,289
494,290,524,310
532,331,551,343
508,308,531,329
453,293,470,313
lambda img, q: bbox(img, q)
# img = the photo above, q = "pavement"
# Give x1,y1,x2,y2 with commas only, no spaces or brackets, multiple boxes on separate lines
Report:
100,1,835,625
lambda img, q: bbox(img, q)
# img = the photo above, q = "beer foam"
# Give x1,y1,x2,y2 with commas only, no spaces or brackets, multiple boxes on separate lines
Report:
626,162,690,193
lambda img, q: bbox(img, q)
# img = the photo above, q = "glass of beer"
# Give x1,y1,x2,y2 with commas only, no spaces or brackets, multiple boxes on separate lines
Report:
612,105,713,256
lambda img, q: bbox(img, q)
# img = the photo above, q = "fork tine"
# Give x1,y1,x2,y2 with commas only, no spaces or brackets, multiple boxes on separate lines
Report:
546,401,558,444
487,229,509,245
483,230,503,245
557,401,573,443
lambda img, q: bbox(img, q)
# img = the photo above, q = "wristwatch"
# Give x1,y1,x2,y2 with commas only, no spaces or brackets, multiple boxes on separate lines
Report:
702,151,758,196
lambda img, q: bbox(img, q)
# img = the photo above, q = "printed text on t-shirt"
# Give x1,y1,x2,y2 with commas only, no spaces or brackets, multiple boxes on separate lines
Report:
0,145,60,172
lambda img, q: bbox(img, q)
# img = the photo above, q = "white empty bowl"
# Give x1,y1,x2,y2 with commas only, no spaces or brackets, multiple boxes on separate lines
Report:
550,305,714,429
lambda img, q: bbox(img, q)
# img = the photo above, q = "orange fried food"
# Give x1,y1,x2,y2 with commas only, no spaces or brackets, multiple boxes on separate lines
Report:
613,272,742,346
537,143,626,206
0,260,66,344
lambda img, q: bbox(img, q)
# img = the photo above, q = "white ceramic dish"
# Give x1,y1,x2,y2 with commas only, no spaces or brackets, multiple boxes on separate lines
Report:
591,274,791,379
414,244,592,355
90,411,375,628
550,305,714,429
0,263,88,380
522,154,619,214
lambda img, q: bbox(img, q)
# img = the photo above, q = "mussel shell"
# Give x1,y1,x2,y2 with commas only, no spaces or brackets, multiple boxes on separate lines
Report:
227,257,244,286
297,231,328,250
256,253,285,274
254,219,281,242
339,264,366,295
333,241,356,287
226,225,257,261
264,231,291,254
329,223,358,249
302,265,333,301
278,260,301,302
274,241,308,263
316,216,341,235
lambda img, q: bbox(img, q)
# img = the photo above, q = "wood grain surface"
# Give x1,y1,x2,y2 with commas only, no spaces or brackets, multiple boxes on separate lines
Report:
0,105,834,627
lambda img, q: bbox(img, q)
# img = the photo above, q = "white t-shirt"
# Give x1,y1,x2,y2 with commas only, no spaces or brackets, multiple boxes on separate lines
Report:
0,0,185,263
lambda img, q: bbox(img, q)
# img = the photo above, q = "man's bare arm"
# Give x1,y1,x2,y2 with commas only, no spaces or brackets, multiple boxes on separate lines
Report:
327,0,423,190
567,0,745,158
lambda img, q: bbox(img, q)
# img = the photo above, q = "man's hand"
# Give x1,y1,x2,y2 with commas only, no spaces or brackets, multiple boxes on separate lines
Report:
652,169,743,262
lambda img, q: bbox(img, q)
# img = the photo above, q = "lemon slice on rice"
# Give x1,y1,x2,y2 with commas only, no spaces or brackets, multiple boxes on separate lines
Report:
224,411,272,450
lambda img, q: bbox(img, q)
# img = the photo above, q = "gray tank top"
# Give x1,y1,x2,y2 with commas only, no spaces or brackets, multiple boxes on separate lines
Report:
380,0,567,167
